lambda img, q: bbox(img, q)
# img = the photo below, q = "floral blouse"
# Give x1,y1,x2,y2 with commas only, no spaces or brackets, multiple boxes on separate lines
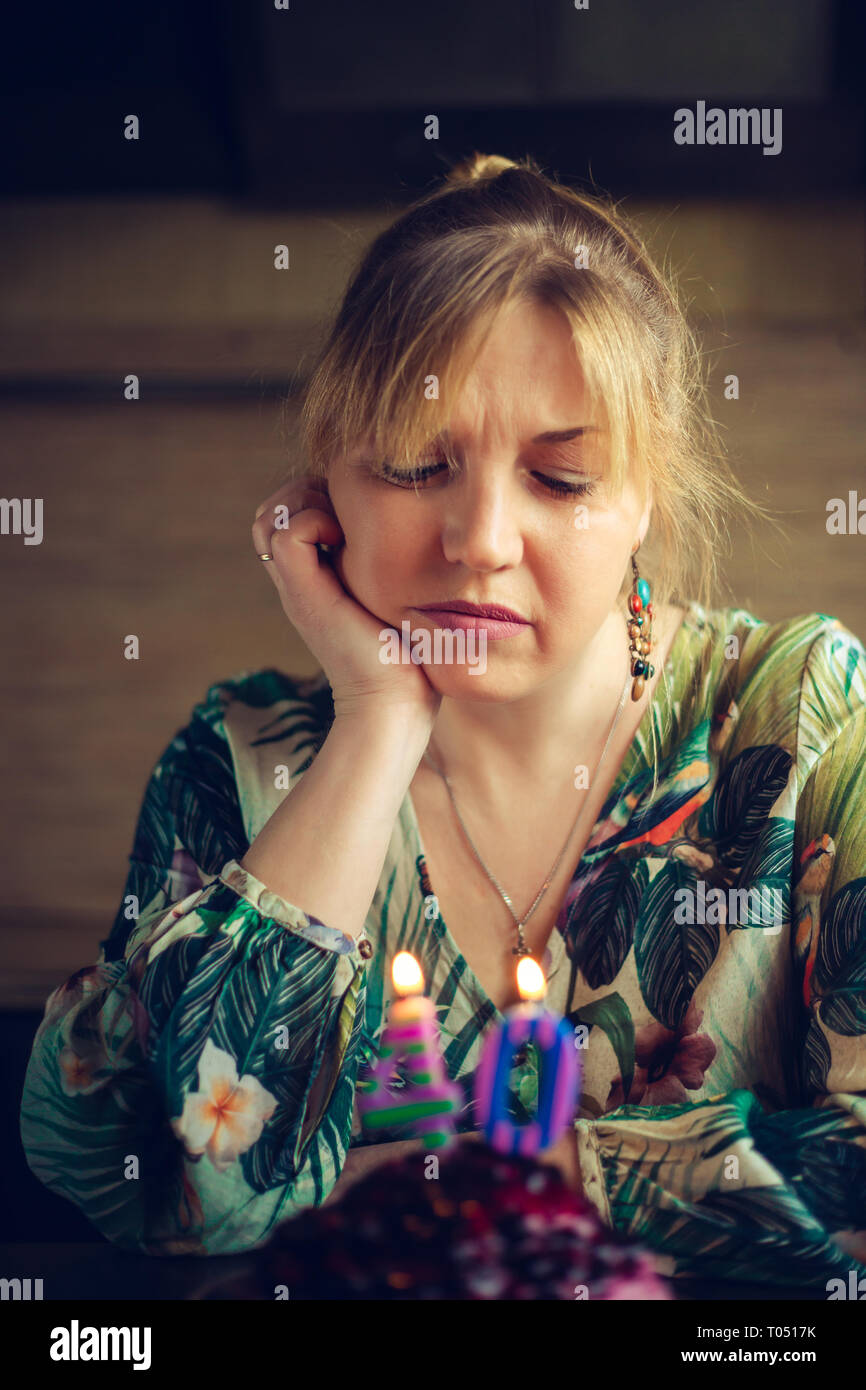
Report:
19,600,866,1289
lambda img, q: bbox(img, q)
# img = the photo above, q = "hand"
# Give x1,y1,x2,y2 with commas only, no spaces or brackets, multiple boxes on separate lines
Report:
252,474,442,730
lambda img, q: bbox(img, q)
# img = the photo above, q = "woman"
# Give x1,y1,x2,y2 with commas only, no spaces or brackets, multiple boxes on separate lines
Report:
21,154,866,1288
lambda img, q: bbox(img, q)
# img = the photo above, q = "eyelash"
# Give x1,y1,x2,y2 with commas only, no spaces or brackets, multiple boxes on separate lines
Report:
373,461,596,499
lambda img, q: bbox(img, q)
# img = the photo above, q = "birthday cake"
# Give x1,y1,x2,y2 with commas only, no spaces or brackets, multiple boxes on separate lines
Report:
230,1140,672,1300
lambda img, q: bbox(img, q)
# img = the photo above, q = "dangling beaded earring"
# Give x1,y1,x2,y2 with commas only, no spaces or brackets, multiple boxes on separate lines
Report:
627,551,655,701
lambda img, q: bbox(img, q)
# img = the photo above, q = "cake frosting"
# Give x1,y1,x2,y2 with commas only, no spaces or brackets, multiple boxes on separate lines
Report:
232,1141,672,1301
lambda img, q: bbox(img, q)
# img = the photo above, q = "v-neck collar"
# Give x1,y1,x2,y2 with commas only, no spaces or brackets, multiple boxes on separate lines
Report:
400,600,702,1020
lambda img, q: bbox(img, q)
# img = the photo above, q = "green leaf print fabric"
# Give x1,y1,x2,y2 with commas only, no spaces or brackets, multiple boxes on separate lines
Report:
19,601,866,1287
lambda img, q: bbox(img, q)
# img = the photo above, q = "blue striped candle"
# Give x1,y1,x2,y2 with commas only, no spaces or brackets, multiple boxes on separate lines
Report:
474,956,581,1155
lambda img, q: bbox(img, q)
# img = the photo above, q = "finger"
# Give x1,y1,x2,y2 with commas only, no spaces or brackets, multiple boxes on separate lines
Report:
252,486,339,560
268,508,344,580
254,475,331,524
258,507,348,619
253,492,334,540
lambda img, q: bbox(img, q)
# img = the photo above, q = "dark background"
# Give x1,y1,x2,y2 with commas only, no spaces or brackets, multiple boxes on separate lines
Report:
1,0,864,200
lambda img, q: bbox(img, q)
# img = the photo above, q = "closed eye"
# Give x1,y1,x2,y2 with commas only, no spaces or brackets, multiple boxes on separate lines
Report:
371,460,596,499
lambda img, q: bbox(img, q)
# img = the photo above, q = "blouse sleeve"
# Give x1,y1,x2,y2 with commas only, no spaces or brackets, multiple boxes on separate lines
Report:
572,622,866,1290
19,680,370,1256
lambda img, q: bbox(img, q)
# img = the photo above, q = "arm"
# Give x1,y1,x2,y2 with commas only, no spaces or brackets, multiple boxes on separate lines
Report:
240,708,429,940
20,677,428,1256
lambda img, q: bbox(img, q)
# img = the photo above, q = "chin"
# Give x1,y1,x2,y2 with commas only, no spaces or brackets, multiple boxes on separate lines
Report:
419,665,531,703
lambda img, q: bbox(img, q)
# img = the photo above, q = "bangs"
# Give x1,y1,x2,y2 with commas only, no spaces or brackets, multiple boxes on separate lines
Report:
304,278,651,508
349,301,502,474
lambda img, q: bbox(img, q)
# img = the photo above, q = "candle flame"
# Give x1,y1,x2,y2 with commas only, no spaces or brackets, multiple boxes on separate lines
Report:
392,951,424,995
516,955,547,1001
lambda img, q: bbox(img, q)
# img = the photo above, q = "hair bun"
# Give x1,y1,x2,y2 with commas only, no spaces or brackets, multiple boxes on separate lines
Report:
444,152,518,188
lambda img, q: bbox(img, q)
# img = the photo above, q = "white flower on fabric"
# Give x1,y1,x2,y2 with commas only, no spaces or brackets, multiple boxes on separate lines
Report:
58,1045,103,1096
171,1039,278,1173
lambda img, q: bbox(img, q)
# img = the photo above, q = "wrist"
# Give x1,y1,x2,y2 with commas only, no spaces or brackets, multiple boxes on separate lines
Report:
323,709,432,806
331,704,433,753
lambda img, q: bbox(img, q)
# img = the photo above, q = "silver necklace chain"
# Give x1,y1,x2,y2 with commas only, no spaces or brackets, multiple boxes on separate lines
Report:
422,638,634,958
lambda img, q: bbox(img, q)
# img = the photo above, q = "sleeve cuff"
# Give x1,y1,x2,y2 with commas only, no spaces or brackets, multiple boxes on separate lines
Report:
573,1117,613,1227
218,858,373,961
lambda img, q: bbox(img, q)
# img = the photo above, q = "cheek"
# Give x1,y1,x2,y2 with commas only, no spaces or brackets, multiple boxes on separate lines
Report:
548,522,618,579
353,505,417,564
540,520,629,611
337,512,416,601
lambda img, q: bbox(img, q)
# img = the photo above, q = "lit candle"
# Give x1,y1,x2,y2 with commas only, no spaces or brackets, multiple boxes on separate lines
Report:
474,956,581,1156
358,951,462,1149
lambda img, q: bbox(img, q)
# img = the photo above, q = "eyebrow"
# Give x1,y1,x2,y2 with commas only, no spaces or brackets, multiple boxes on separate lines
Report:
531,427,598,443
408,425,599,457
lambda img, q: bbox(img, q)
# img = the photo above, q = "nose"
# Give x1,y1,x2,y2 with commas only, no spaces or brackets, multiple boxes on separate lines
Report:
439,471,524,571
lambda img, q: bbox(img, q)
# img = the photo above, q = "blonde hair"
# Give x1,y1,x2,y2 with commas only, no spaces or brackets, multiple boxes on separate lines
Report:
297,150,775,616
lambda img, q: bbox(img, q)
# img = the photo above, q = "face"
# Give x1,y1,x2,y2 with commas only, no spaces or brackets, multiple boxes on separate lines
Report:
326,297,651,702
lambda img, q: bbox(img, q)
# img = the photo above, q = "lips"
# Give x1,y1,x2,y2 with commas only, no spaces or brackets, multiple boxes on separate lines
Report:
411,600,531,642
415,600,529,623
